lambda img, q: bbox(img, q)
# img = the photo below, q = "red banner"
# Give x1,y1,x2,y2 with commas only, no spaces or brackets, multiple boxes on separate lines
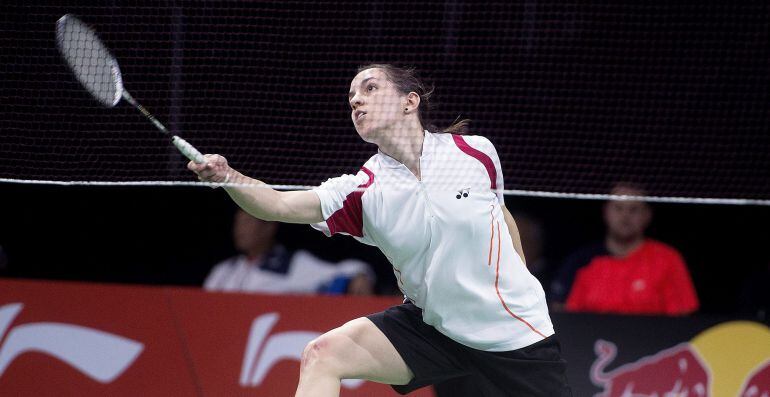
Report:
0,279,434,396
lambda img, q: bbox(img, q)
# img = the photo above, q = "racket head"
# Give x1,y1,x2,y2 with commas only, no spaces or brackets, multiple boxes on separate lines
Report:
56,14,124,107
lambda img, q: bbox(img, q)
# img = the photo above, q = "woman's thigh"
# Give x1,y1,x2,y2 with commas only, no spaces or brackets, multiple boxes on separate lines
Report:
310,317,414,385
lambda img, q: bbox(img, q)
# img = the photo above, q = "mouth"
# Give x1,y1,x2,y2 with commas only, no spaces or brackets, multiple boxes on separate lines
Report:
354,110,367,123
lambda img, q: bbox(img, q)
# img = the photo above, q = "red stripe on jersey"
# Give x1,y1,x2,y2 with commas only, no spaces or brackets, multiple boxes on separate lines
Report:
452,134,497,189
326,167,374,238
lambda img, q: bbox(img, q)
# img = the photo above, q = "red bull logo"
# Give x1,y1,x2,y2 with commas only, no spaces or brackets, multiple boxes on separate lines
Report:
590,321,770,397
740,360,770,397
590,340,709,396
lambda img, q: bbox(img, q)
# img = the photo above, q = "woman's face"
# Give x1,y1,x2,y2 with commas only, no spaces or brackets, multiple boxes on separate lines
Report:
348,68,407,143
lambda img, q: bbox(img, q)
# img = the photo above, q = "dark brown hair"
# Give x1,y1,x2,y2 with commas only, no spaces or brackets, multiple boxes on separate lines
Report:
357,63,470,134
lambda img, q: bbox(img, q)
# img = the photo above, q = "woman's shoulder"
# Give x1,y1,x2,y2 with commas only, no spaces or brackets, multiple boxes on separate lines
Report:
315,155,378,189
642,239,685,261
435,132,495,150
433,132,499,161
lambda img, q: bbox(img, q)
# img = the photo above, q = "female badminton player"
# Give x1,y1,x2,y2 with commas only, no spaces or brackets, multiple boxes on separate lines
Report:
189,64,571,396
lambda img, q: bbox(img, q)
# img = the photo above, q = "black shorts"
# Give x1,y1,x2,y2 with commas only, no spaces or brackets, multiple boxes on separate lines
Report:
367,302,572,397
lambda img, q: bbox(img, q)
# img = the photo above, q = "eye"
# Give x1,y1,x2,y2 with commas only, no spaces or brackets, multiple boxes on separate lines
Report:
367,84,376,92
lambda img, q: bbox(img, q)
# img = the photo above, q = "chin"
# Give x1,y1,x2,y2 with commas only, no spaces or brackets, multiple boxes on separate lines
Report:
613,232,641,242
355,125,379,144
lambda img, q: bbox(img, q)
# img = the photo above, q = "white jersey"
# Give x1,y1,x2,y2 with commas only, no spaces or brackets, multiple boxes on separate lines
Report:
312,130,553,351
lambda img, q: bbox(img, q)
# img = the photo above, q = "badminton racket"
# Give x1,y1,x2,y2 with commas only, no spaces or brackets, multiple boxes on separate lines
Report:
55,14,204,164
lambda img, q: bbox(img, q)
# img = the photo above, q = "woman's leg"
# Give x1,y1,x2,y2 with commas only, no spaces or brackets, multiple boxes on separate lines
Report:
295,317,413,397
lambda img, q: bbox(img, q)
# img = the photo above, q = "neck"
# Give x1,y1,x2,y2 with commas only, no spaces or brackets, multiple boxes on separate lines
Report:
605,235,644,257
377,119,425,177
244,241,273,261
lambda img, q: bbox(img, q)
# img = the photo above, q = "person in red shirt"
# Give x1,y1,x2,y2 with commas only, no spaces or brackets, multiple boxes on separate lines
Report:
563,183,699,315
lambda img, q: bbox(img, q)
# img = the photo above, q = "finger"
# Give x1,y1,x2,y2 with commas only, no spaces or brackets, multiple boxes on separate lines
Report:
188,161,209,172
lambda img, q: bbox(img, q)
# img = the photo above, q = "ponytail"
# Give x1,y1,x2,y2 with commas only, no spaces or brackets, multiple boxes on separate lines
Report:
440,117,471,135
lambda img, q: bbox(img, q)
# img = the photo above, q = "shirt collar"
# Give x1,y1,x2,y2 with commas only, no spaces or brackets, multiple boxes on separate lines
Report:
377,129,433,169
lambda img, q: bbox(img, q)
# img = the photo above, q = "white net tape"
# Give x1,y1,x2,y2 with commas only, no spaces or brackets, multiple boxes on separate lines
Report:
2,178,768,206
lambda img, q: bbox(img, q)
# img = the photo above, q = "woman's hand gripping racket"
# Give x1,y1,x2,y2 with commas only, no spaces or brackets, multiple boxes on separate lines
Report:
55,14,204,164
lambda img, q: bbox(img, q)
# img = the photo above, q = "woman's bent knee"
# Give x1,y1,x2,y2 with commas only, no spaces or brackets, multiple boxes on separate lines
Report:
299,319,379,375
300,317,412,385
300,333,347,377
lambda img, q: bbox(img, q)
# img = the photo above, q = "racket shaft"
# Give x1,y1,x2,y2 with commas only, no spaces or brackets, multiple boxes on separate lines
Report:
122,91,205,164
122,91,169,134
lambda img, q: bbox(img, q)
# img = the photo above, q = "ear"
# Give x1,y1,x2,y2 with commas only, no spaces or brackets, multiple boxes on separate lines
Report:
404,92,421,113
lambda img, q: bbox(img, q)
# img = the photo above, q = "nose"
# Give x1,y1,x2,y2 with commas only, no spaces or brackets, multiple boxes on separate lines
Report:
350,93,363,109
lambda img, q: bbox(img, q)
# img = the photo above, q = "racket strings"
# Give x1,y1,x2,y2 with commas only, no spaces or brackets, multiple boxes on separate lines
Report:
57,15,121,107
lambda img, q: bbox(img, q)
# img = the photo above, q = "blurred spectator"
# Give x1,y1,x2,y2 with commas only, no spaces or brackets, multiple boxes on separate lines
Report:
204,209,374,295
552,183,699,315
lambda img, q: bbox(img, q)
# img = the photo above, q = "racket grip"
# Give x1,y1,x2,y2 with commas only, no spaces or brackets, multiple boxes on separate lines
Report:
172,136,205,164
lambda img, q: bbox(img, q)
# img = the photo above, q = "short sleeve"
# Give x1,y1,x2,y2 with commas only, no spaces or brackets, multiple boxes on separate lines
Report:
486,139,505,205
458,135,505,205
310,167,376,245
202,257,237,291
661,249,700,315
